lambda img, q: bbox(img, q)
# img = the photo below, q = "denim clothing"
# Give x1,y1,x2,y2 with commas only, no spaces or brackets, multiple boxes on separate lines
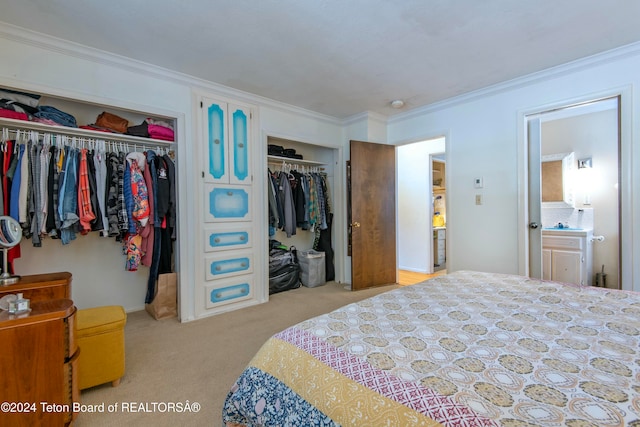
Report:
55,147,67,232
60,148,78,245
34,105,77,127
9,144,25,222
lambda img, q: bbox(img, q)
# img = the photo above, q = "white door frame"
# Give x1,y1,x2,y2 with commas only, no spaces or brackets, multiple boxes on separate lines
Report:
526,117,543,279
395,136,446,276
517,86,633,290
430,153,446,274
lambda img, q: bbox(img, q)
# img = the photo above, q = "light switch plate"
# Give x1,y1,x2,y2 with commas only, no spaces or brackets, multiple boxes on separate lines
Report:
474,177,483,188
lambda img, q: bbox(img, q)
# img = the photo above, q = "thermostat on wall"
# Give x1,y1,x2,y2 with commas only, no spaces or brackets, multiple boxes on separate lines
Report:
474,177,483,188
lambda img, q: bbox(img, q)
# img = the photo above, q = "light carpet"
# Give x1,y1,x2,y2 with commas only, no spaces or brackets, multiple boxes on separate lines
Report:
75,281,399,427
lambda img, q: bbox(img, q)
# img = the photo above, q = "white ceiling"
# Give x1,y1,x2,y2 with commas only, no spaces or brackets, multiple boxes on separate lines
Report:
2,0,640,119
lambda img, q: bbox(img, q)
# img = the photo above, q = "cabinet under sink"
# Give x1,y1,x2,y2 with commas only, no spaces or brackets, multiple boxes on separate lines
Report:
542,229,593,286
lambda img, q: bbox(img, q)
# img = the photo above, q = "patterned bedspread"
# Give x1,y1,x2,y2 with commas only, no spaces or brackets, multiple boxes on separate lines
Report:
223,271,640,426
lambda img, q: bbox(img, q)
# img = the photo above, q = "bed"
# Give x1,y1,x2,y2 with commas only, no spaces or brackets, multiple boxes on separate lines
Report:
222,270,640,426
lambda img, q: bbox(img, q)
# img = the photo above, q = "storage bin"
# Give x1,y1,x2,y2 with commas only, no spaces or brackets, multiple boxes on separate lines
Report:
299,249,326,287
76,305,126,390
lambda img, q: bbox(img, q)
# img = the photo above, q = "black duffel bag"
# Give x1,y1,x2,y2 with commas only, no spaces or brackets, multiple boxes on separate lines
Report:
268,144,284,156
269,246,301,294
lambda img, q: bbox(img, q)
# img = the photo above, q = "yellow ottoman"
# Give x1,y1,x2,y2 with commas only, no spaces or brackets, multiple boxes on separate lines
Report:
76,306,127,390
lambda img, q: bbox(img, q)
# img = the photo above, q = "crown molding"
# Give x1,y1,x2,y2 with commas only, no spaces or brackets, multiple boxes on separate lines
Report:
389,40,640,124
3,21,639,129
0,21,342,126
342,110,388,126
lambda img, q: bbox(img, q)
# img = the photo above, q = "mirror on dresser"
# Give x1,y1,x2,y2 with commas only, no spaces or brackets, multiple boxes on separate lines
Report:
0,215,22,285
541,152,575,208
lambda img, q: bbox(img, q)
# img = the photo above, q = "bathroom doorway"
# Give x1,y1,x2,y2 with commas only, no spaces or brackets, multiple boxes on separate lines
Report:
526,97,620,288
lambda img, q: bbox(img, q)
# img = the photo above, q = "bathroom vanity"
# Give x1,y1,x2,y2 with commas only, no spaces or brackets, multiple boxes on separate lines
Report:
542,228,593,286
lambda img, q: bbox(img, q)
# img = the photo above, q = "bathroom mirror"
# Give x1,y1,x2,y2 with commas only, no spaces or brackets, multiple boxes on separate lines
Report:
541,152,575,208
0,215,22,285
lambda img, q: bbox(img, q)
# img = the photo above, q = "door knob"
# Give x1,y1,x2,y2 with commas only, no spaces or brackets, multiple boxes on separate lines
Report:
529,222,539,229
350,222,361,228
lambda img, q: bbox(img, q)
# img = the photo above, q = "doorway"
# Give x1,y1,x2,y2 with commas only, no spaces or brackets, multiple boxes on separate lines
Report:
397,137,446,283
526,97,620,288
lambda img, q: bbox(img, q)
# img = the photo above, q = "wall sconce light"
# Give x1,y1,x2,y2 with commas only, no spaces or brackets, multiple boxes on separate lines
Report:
578,157,592,169
577,157,594,205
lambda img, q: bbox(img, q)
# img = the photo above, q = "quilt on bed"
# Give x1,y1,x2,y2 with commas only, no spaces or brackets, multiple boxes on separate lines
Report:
223,271,640,426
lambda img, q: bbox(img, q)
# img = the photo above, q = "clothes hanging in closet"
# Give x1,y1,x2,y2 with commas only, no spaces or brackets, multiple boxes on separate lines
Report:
267,167,334,280
267,169,332,236
0,133,176,283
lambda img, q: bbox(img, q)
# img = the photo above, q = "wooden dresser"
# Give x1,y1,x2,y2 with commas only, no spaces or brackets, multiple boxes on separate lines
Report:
0,271,72,302
0,274,78,427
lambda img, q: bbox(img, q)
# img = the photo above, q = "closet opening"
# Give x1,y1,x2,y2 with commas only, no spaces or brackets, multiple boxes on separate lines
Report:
0,85,179,314
266,136,339,292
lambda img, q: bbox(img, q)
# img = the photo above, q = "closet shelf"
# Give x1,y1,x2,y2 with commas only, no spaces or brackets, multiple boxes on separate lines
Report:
267,154,326,166
0,117,174,148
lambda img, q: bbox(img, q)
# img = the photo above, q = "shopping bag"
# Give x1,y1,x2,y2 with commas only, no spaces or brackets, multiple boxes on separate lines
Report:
145,272,177,320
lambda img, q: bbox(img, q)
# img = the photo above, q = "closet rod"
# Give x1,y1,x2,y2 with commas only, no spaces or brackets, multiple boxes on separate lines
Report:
0,117,175,148
268,160,325,173
267,154,326,167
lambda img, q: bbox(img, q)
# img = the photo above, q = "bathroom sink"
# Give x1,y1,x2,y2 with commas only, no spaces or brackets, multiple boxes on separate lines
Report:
543,227,583,230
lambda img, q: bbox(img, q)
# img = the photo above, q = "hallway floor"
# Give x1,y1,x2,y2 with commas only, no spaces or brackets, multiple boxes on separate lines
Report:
398,269,447,286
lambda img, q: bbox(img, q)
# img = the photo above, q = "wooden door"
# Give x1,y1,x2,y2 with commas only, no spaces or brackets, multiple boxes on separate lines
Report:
349,140,396,290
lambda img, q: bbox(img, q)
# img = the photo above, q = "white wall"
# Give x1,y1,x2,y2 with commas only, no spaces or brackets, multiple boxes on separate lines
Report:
397,138,445,273
387,44,640,291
